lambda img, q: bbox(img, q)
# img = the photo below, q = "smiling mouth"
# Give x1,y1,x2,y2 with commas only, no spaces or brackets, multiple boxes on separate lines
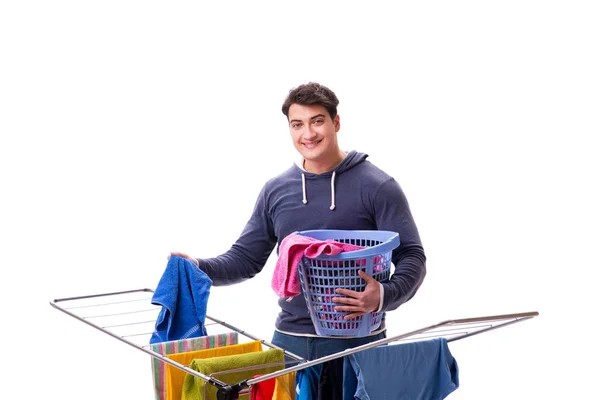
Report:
302,139,323,149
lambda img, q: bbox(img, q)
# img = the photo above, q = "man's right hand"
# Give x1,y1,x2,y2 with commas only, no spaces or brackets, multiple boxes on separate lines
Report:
169,252,199,267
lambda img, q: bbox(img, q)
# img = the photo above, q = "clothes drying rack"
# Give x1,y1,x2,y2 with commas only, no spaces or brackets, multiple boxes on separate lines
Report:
50,288,538,400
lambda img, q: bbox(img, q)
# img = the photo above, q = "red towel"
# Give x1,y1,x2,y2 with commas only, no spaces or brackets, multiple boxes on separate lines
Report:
271,233,363,298
250,375,276,400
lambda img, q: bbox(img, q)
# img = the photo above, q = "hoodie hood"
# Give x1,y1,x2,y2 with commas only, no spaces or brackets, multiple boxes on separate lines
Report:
294,150,368,210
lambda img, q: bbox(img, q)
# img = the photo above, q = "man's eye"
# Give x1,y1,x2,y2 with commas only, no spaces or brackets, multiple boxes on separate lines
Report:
313,119,324,125
292,123,302,129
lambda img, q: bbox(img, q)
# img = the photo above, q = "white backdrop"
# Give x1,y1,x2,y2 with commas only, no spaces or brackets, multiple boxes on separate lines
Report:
1,1,598,399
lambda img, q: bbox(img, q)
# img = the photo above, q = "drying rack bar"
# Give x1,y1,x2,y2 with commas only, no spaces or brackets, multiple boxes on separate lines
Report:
244,311,538,386
203,314,305,362
50,288,538,400
49,288,305,397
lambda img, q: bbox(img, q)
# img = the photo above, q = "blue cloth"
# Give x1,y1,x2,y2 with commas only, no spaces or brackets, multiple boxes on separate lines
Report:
273,330,385,399
295,364,322,400
343,338,459,400
149,256,212,344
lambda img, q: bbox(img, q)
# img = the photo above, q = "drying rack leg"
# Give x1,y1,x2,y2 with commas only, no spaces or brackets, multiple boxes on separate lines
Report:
216,382,247,400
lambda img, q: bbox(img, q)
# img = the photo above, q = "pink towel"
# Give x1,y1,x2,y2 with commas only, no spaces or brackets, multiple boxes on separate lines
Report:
271,233,364,298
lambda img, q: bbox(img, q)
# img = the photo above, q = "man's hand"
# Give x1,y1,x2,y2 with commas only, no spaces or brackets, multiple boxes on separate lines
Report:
169,252,199,267
332,270,381,320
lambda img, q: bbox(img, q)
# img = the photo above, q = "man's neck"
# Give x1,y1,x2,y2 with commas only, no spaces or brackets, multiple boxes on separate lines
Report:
303,151,347,174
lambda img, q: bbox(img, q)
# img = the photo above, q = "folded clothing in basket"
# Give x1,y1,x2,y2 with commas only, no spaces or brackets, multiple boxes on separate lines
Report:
150,255,212,344
272,233,363,299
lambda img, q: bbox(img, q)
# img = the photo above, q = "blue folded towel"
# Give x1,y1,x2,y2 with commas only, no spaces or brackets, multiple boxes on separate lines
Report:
150,256,212,344
343,338,459,400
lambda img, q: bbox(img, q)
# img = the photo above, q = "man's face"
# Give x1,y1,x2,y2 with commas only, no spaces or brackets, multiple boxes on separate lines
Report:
288,103,341,166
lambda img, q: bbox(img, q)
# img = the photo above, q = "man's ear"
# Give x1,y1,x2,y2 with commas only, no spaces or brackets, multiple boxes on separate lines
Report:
334,114,341,131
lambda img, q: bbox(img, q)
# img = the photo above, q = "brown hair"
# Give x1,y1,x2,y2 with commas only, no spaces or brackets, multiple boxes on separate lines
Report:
281,82,339,120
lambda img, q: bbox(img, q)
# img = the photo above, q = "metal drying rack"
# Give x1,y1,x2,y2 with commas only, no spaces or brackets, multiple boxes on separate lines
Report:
50,288,538,400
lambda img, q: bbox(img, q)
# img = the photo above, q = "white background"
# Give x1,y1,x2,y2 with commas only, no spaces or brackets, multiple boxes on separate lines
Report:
1,1,599,398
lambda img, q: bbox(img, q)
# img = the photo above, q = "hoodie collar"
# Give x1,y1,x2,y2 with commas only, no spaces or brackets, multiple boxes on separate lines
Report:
295,150,368,211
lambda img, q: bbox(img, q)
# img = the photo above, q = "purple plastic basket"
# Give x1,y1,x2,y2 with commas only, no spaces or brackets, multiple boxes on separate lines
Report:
296,229,400,337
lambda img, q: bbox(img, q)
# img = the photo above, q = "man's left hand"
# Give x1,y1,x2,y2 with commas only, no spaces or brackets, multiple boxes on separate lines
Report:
332,270,381,320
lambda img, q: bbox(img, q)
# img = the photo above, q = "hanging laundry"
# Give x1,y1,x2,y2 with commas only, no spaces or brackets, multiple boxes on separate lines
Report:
317,359,344,400
294,360,344,400
166,341,263,400
275,372,297,400
150,255,212,344
342,338,459,400
150,332,239,400
295,364,321,400
250,375,275,400
250,371,296,400
182,348,285,400
272,233,363,299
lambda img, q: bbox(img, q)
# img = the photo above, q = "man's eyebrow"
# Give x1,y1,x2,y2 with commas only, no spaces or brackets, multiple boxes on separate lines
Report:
289,114,327,124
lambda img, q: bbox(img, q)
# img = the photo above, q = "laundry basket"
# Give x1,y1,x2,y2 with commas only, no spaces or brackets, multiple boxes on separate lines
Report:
296,229,400,337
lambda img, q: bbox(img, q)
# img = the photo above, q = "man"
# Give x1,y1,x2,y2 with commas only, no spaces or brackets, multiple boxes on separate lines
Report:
172,82,426,360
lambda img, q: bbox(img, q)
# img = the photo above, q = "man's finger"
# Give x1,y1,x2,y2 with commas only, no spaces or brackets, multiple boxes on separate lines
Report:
343,312,364,320
332,296,358,305
358,269,375,282
169,252,199,267
333,304,364,315
333,304,355,312
335,288,360,297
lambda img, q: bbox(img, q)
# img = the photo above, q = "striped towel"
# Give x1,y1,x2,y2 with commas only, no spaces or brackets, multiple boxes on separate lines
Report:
150,332,238,400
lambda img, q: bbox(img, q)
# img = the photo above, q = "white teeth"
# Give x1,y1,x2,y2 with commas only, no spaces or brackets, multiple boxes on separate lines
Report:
303,140,321,148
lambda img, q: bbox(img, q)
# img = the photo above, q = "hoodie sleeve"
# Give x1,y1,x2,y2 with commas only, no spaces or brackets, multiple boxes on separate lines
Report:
373,178,427,311
195,185,277,286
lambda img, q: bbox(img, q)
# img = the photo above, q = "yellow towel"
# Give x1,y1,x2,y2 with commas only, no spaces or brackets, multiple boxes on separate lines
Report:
182,349,285,400
273,372,296,400
166,341,263,400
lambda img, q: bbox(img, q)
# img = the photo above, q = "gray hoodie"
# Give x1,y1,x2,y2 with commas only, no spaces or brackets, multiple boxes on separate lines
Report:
197,150,426,335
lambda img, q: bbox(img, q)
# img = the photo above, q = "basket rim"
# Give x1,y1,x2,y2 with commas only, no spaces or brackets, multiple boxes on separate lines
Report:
294,229,400,260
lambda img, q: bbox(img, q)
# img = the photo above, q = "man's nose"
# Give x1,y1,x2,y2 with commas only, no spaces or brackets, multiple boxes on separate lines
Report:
302,125,318,140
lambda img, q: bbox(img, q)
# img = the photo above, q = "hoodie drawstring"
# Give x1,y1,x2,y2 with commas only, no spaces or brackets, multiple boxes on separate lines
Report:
329,171,336,210
301,173,308,204
301,171,336,211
